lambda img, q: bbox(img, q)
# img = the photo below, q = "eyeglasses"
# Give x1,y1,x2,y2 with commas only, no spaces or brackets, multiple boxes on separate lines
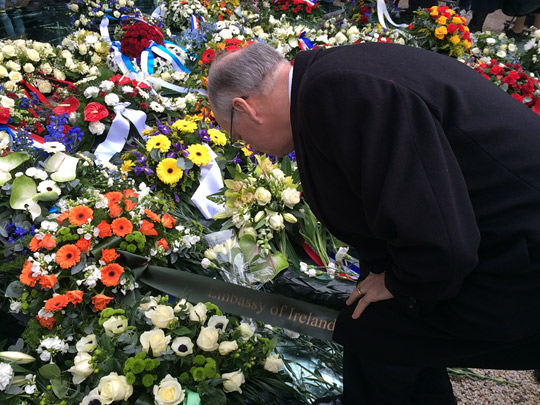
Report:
229,96,248,143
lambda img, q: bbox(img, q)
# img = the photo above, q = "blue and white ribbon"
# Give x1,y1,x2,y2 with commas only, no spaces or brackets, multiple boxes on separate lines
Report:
94,102,151,164
191,145,225,219
376,0,408,29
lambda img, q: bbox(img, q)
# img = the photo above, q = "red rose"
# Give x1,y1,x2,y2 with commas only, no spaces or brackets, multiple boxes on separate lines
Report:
84,102,109,122
447,23,458,34
489,65,504,76
0,106,9,124
53,96,80,115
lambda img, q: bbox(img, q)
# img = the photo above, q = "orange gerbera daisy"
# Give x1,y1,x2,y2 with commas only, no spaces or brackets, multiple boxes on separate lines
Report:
97,220,113,238
20,260,37,287
123,189,139,198
111,217,133,237
124,199,137,212
56,244,82,269
139,219,158,236
29,236,40,252
145,209,161,222
66,290,84,306
156,238,169,251
56,211,69,225
76,237,92,253
109,203,123,218
68,205,94,226
36,314,55,330
104,191,123,206
101,248,120,263
161,213,176,229
38,274,58,290
101,263,124,287
44,294,70,312
91,294,113,311
40,234,57,250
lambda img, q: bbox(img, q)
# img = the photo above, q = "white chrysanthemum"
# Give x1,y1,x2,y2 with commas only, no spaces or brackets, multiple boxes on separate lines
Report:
25,167,48,180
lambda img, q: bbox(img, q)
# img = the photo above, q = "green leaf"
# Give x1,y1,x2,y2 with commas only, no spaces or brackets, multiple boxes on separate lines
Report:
0,152,29,186
33,191,60,202
177,157,193,170
39,363,61,380
5,281,25,298
150,148,161,162
51,377,69,399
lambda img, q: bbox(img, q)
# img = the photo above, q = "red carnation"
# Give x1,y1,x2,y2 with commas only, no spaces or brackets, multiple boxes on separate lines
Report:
84,102,109,122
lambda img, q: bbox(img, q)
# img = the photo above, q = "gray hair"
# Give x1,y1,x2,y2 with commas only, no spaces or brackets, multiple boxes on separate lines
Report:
207,42,287,119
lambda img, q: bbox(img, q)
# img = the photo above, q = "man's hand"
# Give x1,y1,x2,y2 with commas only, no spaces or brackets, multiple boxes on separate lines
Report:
346,272,394,319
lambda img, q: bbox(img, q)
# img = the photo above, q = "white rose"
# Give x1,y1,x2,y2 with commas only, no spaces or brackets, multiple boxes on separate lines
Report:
102,315,128,337
335,32,348,45
281,188,300,208
171,337,193,357
91,54,102,65
53,69,66,81
254,187,272,205
40,63,53,75
153,374,185,405
140,329,171,357
486,38,496,45
89,121,106,135
221,370,245,393
189,302,208,323
118,0,126,6
23,63,35,73
237,323,254,339
201,258,211,269
36,80,52,94
68,3,79,11
220,29,233,40
76,334,97,353
508,43,517,53
104,93,120,106
145,305,175,329
26,49,40,62
263,354,284,373
8,71,22,83
79,44,88,55
267,212,284,231
139,296,159,311
69,352,94,384
196,327,219,351
0,66,7,78
496,50,507,58
2,45,16,58
113,11,120,18
218,340,238,355
160,72,171,81
6,61,20,71
0,96,15,109
83,86,100,99
98,372,133,404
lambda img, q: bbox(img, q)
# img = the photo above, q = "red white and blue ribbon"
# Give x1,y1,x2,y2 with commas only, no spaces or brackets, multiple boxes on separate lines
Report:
298,32,315,51
299,0,316,7
190,14,206,31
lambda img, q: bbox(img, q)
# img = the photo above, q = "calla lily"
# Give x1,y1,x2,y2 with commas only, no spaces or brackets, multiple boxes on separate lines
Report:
9,175,58,220
0,152,29,186
0,351,36,364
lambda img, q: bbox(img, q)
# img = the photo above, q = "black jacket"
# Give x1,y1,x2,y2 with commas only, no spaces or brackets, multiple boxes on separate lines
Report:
290,43,540,344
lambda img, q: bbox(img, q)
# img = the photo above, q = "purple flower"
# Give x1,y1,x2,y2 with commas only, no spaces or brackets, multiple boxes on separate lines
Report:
231,153,242,164
198,129,210,142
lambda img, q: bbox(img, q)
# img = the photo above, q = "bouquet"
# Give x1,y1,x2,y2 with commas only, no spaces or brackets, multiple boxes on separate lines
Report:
470,31,519,64
60,30,111,68
155,0,210,34
520,28,540,77
472,59,540,112
408,5,472,58
67,0,142,32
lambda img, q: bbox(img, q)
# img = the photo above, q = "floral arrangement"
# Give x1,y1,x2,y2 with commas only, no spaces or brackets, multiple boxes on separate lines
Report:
266,0,323,21
520,28,540,77
155,0,210,34
201,0,241,22
472,59,540,112
212,155,302,263
470,31,519,64
409,5,472,58
67,0,142,32
60,30,111,68
120,20,166,59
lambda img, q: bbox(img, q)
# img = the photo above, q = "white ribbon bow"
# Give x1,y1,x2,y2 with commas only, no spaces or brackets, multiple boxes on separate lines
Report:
376,0,408,29
191,145,225,219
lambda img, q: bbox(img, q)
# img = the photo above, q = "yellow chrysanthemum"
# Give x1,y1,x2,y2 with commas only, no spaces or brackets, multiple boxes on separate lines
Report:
156,158,183,185
434,26,447,40
146,135,171,153
449,35,460,45
121,159,135,174
171,119,197,133
186,144,211,166
436,16,447,25
208,128,228,146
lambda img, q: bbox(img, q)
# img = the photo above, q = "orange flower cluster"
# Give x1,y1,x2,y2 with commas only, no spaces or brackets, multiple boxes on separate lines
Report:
104,189,138,218
19,260,58,289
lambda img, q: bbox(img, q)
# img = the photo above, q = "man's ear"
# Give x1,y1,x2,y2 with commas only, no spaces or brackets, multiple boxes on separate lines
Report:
232,97,262,124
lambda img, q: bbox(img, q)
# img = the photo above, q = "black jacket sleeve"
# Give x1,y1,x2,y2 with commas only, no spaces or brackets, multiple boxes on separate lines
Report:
298,68,481,302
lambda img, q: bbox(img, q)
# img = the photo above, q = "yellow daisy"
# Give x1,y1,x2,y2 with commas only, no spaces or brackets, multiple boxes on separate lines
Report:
186,144,211,166
146,135,171,153
208,128,228,146
156,158,183,185
171,119,197,133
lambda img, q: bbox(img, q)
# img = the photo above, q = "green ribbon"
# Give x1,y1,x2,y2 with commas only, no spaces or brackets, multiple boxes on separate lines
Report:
133,259,339,340
183,389,201,405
